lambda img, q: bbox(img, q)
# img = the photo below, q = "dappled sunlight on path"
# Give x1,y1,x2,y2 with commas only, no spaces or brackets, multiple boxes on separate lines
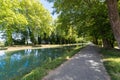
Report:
43,45,110,80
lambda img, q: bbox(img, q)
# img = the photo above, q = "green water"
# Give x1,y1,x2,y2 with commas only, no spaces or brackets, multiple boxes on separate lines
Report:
0,45,77,80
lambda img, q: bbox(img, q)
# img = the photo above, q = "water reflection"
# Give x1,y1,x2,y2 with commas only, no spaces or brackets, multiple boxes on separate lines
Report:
0,46,77,80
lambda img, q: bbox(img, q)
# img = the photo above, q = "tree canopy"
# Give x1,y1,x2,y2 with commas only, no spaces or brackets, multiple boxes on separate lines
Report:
0,0,53,45
47,0,120,48
1,0,120,48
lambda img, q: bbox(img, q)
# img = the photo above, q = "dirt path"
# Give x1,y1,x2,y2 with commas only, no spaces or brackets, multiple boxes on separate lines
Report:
1,44,81,52
5,45,60,52
43,44,110,80
0,45,65,52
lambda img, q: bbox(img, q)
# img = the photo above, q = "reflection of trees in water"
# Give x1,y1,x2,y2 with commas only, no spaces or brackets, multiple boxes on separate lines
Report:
0,45,78,80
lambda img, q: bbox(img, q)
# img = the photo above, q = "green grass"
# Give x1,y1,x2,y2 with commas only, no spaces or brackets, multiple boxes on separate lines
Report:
101,48,120,80
15,46,83,80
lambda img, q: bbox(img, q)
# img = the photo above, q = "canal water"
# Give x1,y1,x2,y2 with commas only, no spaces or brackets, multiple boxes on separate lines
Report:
0,45,78,80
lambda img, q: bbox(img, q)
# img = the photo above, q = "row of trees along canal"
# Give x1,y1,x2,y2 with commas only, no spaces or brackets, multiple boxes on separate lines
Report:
0,0,78,46
46,0,120,48
1,0,120,49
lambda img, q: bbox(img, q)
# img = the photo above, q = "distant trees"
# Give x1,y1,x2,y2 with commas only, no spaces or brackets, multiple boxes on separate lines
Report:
0,0,53,46
47,0,120,48
0,0,78,46
1,0,120,48
50,19,78,44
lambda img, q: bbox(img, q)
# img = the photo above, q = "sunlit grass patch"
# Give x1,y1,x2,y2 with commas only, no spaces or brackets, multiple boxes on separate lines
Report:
101,48,120,80
21,67,47,80
103,58,120,63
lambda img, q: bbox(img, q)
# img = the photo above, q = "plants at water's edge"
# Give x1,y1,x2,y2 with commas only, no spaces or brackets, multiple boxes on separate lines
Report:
101,48,120,80
20,46,83,80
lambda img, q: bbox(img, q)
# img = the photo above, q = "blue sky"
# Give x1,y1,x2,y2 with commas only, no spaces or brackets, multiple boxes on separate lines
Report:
40,0,58,19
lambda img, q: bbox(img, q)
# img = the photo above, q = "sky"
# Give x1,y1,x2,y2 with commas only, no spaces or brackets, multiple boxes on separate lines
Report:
40,0,58,19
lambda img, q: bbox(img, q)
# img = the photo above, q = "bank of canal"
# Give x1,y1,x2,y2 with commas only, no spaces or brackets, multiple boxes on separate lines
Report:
0,45,82,80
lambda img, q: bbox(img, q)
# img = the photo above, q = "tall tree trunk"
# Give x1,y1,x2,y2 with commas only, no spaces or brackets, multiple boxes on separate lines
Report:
6,30,13,46
38,36,41,44
102,38,113,48
92,36,98,45
106,0,120,48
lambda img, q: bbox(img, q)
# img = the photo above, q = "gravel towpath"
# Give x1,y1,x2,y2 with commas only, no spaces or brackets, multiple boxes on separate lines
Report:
43,45,111,80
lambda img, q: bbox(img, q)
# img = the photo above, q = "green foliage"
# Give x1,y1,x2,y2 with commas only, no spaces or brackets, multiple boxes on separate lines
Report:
101,48,120,80
50,0,115,48
51,19,79,44
21,67,47,80
0,0,53,45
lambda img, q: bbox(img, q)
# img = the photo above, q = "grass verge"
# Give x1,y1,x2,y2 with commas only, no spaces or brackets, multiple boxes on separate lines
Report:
19,46,83,80
101,48,120,80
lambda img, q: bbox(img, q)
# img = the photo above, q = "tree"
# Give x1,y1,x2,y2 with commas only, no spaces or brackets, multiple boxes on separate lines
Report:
47,0,117,48
106,0,120,48
20,0,53,44
0,0,53,45
0,0,28,46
